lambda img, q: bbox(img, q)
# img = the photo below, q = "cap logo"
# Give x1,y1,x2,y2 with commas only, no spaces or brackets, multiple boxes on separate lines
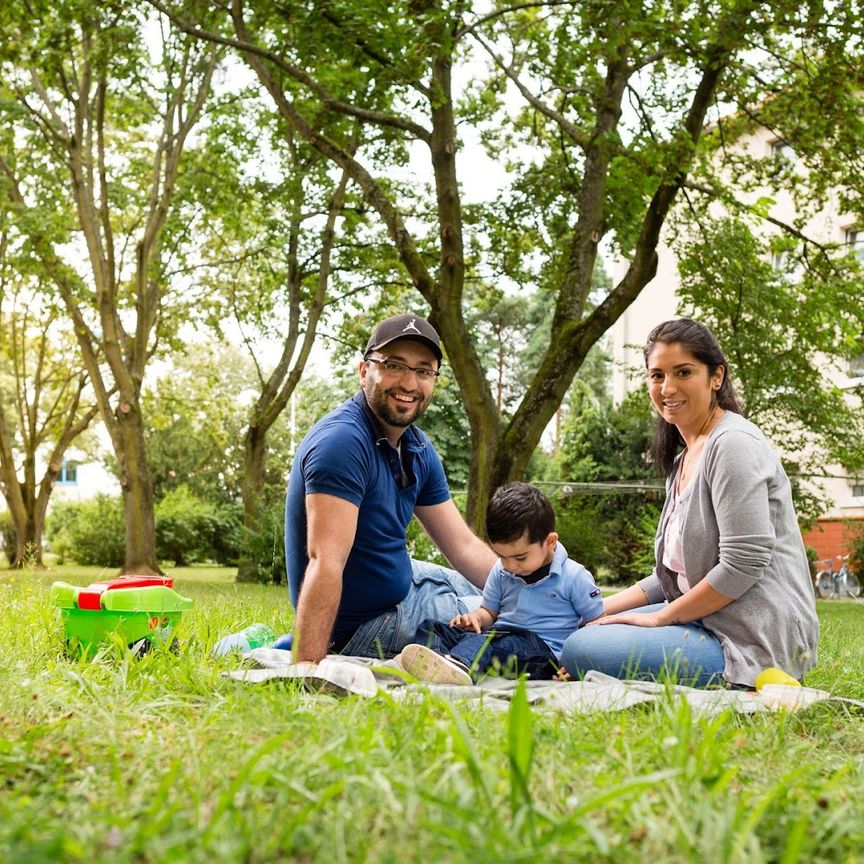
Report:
402,319,422,334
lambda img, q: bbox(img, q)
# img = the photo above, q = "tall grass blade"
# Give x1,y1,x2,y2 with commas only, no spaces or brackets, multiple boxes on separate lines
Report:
508,676,534,818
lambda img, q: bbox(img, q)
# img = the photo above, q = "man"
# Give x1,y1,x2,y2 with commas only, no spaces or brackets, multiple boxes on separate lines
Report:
285,313,496,663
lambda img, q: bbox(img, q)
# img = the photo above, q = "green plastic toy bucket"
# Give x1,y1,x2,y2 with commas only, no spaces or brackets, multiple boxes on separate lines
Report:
51,578,193,655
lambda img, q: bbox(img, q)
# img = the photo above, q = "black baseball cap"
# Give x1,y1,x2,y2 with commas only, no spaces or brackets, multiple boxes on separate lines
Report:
363,314,443,364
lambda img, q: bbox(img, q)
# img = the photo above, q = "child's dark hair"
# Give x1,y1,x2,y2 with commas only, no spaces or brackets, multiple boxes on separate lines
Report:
486,482,555,545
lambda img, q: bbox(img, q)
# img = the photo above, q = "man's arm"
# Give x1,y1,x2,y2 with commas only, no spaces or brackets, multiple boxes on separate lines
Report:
414,499,496,588
293,493,359,663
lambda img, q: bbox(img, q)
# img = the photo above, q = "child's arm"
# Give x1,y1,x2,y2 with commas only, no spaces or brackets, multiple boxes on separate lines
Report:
450,606,497,632
579,609,605,626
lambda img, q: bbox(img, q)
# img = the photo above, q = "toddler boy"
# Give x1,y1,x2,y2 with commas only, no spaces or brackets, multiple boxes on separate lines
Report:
398,482,604,684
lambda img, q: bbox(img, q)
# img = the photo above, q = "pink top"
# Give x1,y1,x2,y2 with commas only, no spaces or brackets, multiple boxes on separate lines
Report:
663,466,697,594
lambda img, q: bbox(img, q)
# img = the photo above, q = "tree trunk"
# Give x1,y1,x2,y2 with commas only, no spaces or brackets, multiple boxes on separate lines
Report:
12,511,45,569
463,419,505,538
1,492,27,569
6,468,53,569
115,403,162,576
15,454,42,567
237,423,267,583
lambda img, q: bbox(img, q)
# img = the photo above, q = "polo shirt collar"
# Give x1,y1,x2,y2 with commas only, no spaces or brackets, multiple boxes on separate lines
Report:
548,541,571,575
501,543,567,587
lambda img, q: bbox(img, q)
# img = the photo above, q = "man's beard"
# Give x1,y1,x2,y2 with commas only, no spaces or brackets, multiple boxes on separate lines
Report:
365,383,430,429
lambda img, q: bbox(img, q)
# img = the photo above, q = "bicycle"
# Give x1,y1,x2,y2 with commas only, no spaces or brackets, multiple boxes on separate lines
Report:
815,554,862,599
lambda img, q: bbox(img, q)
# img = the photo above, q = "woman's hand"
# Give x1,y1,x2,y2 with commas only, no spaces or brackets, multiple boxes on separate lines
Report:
599,581,736,629
597,610,667,628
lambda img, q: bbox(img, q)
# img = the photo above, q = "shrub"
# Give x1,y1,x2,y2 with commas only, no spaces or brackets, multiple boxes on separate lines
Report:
406,515,448,567
46,488,245,569
405,491,473,570
804,545,819,580
46,495,126,567
238,498,286,583
848,523,864,578
211,502,245,566
552,495,609,579
552,490,662,585
155,485,220,567
603,494,662,584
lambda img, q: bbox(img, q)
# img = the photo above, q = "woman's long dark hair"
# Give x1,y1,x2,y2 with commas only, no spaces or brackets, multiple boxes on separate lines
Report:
644,318,744,476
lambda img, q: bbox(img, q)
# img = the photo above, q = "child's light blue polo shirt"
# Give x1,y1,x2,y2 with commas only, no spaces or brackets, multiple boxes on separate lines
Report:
482,542,604,658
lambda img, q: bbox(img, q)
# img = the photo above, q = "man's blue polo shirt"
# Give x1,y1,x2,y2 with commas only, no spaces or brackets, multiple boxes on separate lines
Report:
284,392,451,644
482,542,604,658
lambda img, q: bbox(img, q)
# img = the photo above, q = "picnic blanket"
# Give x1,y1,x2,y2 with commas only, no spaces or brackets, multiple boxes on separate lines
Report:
223,649,864,715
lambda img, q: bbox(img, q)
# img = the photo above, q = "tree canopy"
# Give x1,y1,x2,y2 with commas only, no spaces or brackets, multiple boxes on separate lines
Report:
0,0,221,572
1,0,862,574
153,0,864,531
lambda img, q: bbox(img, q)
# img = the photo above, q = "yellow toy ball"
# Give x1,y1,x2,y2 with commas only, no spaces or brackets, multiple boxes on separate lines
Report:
755,667,801,691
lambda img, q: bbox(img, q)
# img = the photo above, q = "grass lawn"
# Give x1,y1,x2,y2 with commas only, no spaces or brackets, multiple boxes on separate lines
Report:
1,565,863,863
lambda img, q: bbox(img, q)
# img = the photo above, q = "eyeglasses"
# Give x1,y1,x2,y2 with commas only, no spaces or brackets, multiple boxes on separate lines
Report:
365,357,440,381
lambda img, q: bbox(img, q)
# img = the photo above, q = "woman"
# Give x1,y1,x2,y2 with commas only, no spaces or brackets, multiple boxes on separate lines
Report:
560,318,819,688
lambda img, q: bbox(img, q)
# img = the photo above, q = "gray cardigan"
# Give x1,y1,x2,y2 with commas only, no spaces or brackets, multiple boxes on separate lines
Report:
638,411,819,686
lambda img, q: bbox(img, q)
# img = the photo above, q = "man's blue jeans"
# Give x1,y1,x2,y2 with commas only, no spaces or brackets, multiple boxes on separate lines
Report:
338,560,482,659
415,620,560,680
559,603,727,687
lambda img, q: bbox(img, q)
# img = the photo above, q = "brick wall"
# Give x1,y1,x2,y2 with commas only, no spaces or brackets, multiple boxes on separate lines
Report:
802,518,864,566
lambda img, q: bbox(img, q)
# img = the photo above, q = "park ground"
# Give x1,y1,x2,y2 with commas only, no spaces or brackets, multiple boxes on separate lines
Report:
1,565,863,863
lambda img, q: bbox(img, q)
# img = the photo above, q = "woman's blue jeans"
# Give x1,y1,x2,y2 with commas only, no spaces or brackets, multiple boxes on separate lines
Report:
559,603,727,687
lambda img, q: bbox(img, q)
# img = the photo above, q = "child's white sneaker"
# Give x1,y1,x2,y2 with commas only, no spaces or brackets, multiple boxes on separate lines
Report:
398,644,473,686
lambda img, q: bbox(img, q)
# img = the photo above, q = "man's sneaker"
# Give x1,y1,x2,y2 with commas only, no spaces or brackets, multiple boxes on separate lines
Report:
398,644,473,686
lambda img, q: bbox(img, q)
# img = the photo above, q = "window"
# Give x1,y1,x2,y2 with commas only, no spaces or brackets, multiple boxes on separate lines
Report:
851,484,864,499
58,460,78,484
771,248,794,272
771,140,795,162
849,354,864,380
845,227,864,263
770,245,803,281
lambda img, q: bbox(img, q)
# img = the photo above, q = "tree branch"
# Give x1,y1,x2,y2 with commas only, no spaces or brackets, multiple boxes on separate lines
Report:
146,0,432,142
226,3,437,299
467,26,592,150
457,0,571,39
